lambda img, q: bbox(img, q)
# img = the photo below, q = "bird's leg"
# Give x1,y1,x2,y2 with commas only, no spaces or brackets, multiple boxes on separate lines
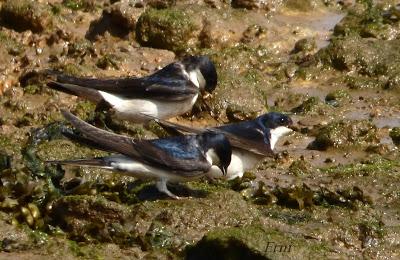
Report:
156,179,181,200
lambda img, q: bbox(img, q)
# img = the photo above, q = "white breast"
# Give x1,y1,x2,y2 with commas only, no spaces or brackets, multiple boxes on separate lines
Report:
99,91,198,122
269,126,293,150
107,155,200,183
206,149,263,180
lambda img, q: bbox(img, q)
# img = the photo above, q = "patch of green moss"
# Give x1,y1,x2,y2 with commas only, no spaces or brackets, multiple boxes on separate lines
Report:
72,100,97,121
186,224,333,259
67,39,94,58
0,31,24,55
0,0,53,33
389,127,400,145
285,0,318,11
314,36,400,89
265,207,312,225
334,2,400,40
320,156,398,177
96,54,120,70
62,0,97,12
325,89,351,106
311,119,378,150
292,97,322,114
136,8,199,53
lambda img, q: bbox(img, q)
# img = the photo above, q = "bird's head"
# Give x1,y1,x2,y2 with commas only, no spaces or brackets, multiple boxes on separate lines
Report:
181,56,218,95
258,112,294,150
197,132,231,176
259,112,293,129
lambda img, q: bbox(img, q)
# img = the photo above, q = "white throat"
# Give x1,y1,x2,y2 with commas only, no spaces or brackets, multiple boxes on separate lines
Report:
205,148,220,166
188,69,206,89
270,126,293,150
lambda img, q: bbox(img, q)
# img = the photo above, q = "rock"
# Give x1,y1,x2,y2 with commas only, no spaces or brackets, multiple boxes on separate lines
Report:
135,8,200,53
315,36,400,89
231,0,283,11
50,195,136,243
62,0,97,12
199,19,237,49
201,45,272,120
186,224,333,259
310,119,379,150
284,0,319,11
106,0,145,30
291,97,326,114
293,37,316,53
0,0,53,33
241,24,267,45
325,89,350,107
389,127,400,145
334,4,400,40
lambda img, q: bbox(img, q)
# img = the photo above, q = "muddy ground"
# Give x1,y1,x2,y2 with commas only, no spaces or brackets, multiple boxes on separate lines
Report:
0,0,400,259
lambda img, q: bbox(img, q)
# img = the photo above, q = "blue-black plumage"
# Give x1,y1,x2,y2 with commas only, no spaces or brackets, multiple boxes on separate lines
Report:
145,112,294,180
47,56,217,122
47,110,231,199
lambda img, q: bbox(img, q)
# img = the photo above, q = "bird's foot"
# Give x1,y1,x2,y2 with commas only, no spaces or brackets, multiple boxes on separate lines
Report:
156,179,181,200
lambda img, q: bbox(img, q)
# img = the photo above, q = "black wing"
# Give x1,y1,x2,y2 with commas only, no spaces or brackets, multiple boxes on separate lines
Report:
48,63,198,101
147,115,273,156
218,122,273,156
61,110,211,173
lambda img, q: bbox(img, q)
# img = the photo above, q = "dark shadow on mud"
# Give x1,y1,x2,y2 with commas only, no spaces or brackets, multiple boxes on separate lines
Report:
85,12,130,41
134,182,209,201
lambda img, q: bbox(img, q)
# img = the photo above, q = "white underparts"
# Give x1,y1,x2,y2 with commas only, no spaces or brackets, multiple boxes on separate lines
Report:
98,90,198,122
205,148,219,166
189,69,206,89
269,126,293,150
206,149,263,180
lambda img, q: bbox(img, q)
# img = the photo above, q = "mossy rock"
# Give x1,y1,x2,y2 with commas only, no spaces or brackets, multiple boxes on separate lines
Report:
315,36,400,89
62,0,97,12
293,37,317,53
200,45,275,119
136,8,200,53
311,119,379,150
333,3,400,40
0,0,53,33
325,89,350,106
389,127,400,145
291,97,323,114
50,195,136,243
186,224,334,259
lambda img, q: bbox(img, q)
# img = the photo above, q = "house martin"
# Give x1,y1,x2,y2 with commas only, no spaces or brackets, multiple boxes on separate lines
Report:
47,56,217,122
144,112,294,180
47,110,231,199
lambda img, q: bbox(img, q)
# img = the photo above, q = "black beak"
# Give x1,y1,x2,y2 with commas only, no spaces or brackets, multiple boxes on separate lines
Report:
219,166,227,176
288,122,300,132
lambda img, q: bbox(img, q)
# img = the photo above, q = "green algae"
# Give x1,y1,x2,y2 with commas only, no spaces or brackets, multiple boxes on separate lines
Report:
0,0,53,33
186,224,333,259
62,0,97,12
320,156,399,177
389,127,400,145
136,8,199,53
334,1,400,40
311,119,378,150
314,36,400,89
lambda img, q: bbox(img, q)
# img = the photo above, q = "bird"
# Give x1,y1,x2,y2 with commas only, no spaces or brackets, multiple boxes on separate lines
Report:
47,110,232,199
46,56,217,122
143,112,294,180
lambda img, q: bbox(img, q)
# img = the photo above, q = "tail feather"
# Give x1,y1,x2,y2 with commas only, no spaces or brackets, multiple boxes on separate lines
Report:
140,113,204,135
46,158,109,167
47,81,103,103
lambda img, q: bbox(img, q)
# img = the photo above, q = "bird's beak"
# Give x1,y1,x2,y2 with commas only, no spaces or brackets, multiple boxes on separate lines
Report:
219,166,227,176
288,122,300,132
